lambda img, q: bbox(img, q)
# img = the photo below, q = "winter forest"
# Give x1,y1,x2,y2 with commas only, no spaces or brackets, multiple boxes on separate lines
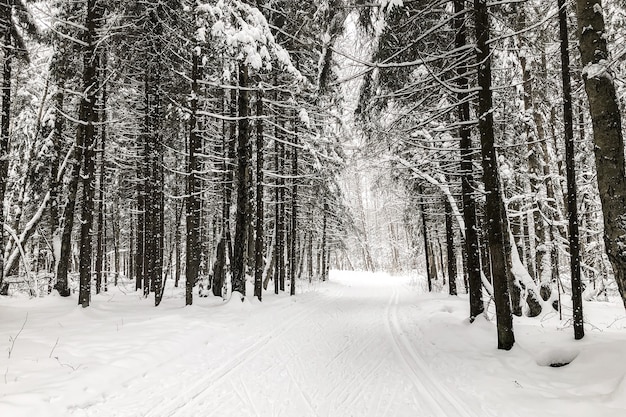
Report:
2,0,626,415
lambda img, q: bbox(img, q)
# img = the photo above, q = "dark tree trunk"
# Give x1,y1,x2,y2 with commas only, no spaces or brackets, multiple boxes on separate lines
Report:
47,90,64,280
321,202,328,282
174,195,182,288
501,199,522,317
278,134,286,292
254,91,264,301
143,11,165,306
112,200,120,288
0,15,10,288
559,0,583,338
55,102,83,294
129,208,134,283
479,214,492,283
213,87,236,297
274,116,285,292
232,64,250,297
135,136,145,292
420,195,432,292
445,198,457,296
186,48,201,306
78,0,104,308
307,230,313,283
95,63,107,295
575,1,626,310
290,126,298,297
49,91,64,275
475,0,515,350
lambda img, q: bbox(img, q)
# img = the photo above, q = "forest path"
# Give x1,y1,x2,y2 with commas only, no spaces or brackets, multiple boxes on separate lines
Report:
4,271,626,417
71,272,480,417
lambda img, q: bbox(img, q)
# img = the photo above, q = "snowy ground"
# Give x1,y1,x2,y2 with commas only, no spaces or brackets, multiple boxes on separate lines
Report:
1,271,626,417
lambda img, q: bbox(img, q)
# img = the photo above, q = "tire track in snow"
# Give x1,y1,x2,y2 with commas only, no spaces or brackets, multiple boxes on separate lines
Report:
385,286,477,417
146,291,342,417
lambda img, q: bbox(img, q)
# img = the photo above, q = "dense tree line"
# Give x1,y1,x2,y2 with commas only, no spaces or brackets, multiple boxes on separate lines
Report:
354,0,626,348
0,0,352,305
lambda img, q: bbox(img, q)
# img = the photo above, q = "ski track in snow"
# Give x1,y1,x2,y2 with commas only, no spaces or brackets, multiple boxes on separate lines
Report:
43,277,481,417
148,280,474,417
385,286,477,417
146,291,342,417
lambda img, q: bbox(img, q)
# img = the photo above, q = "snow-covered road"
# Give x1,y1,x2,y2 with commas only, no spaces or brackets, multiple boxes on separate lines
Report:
2,271,626,417
73,274,477,417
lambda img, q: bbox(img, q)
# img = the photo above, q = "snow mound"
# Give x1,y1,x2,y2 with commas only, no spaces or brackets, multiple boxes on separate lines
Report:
535,347,579,367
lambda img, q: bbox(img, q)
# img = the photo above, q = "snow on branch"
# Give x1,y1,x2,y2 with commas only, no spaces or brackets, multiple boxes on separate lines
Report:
197,0,304,82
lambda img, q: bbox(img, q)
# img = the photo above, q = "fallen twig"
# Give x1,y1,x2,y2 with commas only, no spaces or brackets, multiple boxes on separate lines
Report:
8,313,28,359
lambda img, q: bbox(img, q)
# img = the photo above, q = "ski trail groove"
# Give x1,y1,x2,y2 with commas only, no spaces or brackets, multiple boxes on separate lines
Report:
386,286,477,417
284,363,319,417
147,293,339,417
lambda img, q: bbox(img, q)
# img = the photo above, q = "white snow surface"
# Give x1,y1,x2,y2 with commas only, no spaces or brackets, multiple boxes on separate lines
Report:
1,271,626,416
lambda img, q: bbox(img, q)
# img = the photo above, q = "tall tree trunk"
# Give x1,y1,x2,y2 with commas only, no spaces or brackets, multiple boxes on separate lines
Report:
559,0,583,338
174,193,182,288
520,38,553,291
135,135,145,292
321,202,328,282
254,91,264,301
274,115,285,292
144,12,165,306
129,207,134,283
232,64,250,297
420,194,432,292
475,0,515,350
290,123,298,297
78,0,104,308
49,91,64,276
307,230,313,283
454,0,483,318
0,12,11,288
445,198,457,296
186,47,201,305
279,133,286,292
95,62,107,295
575,1,626,310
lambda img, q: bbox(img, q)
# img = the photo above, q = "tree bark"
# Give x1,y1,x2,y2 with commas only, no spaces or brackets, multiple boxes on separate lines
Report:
274,114,285,292
95,60,107,295
559,0,584,338
454,0,483,317
475,0,515,350
575,1,626,310
78,0,104,308
420,194,432,292
186,46,201,305
232,64,250,297
254,91,264,301
0,9,11,288
290,121,298,297
135,135,145,292
321,202,328,281
445,198,457,296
